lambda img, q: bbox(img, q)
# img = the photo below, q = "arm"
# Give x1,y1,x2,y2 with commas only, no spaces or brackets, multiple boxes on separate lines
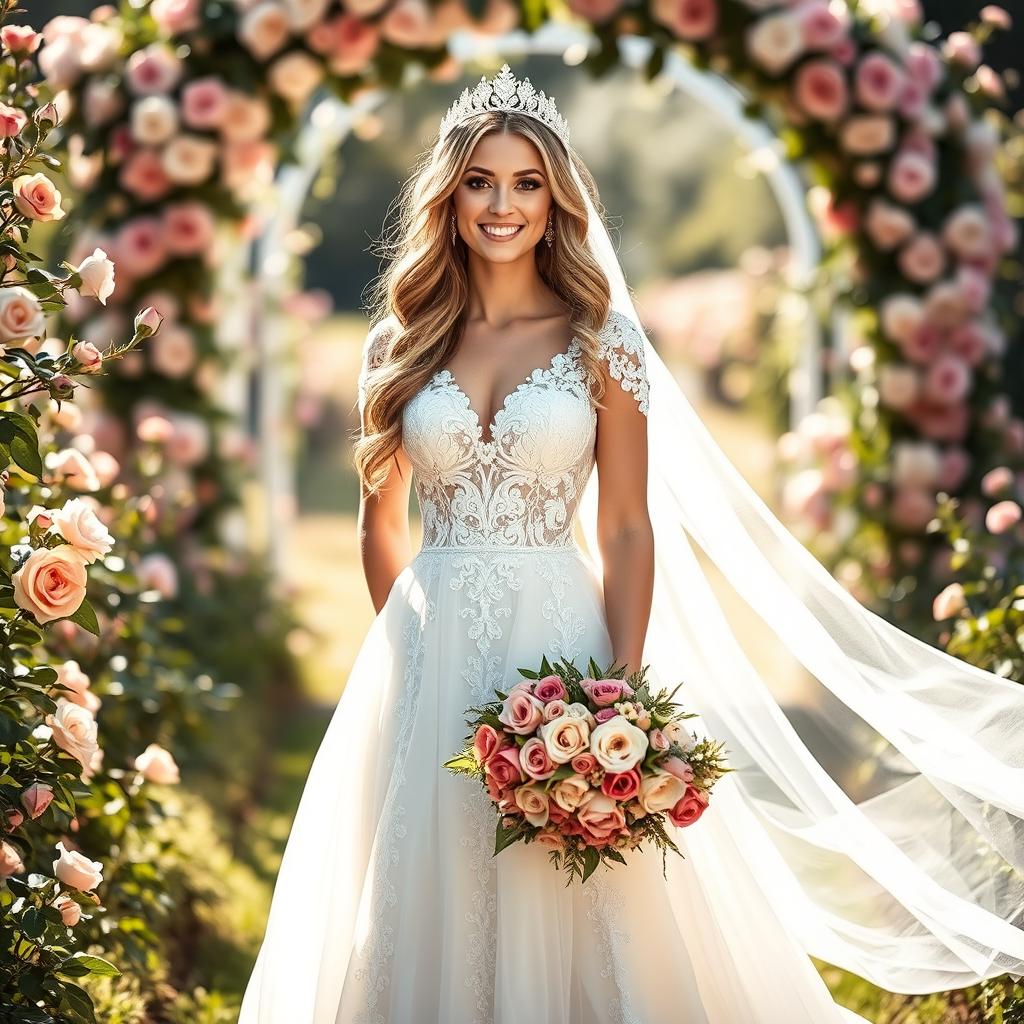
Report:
594,318,653,678
356,321,414,614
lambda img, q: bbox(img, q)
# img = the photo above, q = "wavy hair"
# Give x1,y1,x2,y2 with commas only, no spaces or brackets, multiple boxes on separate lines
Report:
354,109,613,492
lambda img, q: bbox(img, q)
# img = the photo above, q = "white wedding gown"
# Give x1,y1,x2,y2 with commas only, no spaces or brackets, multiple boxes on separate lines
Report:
239,309,871,1024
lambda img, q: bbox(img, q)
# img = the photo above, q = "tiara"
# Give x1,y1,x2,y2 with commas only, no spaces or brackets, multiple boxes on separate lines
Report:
439,64,571,147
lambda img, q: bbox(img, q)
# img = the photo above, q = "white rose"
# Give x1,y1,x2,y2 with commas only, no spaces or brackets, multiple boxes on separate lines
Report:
663,720,694,750
0,286,45,342
51,497,114,563
590,715,650,773
892,441,940,488
638,771,687,814
161,134,218,186
877,364,919,411
133,742,180,784
52,840,103,891
283,0,329,30
74,247,115,305
747,13,803,76
46,698,99,768
539,715,590,764
238,2,290,60
130,95,178,144
563,701,596,727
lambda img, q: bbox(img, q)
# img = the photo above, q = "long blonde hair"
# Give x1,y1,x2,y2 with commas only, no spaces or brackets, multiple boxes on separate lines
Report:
355,110,613,492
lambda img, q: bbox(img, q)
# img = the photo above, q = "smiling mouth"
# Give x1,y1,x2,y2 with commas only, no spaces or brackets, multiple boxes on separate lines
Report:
479,223,524,240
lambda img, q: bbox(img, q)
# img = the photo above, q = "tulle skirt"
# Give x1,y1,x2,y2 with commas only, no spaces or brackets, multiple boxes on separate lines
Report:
239,543,868,1024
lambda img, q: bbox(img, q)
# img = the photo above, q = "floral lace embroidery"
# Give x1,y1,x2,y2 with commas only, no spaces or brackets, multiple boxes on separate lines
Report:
460,786,498,1022
584,872,643,1024
351,561,439,1024
450,553,524,702
536,552,585,663
597,310,650,416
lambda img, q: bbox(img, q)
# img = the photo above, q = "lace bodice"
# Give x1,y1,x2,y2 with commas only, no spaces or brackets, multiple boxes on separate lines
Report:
357,311,649,549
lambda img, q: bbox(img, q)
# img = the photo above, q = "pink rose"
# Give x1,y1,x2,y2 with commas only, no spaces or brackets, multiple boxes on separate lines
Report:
125,44,182,95
593,707,619,723
498,689,545,735
52,892,81,926
0,102,26,137
1,24,41,53
880,293,924,342
181,76,228,130
117,217,167,279
13,172,65,221
661,755,695,784
944,30,980,70
485,746,525,789
652,0,717,40
981,466,1014,497
956,267,992,315
576,790,628,846
137,551,179,598
797,0,846,49
888,151,936,205
162,202,216,256
0,841,24,877
134,306,164,336
601,768,641,802
668,785,709,828
521,736,557,781
866,199,914,250
20,781,54,819
793,60,848,120
323,15,379,76
907,41,942,92
13,545,88,624
583,678,626,707
932,582,966,621
986,500,1021,535
943,205,991,261
923,355,971,406
120,150,172,202
151,0,201,34
72,341,103,373
570,752,598,776
854,51,905,112
568,0,623,21
0,286,45,342
938,448,971,492
533,674,566,703
473,724,501,764
648,727,670,752
542,698,568,723
890,487,936,530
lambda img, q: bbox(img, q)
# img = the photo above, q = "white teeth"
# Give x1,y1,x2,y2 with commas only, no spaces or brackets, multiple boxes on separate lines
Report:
481,224,522,237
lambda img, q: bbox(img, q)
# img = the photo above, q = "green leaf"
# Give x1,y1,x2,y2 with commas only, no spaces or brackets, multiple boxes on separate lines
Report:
9,432,42,478
59,980,96,1022
20,905,44,938
66,600,100,637
581,845,601,883
494,818,524,856
62,953,120,978
603,847,627,866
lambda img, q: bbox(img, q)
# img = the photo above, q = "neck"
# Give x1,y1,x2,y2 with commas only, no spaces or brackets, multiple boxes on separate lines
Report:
465,249,555,327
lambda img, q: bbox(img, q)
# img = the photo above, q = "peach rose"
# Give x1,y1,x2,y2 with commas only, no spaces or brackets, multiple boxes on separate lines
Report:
130,95,178,144
133,742,180,784
0,841,24,877
485,746,524,789
473,723,501,764
570,752,598,776
877,364,919,411
117,217,167,278
161,134,218,186
576,790,627,845
981,466,1014,497
542,698,567,723
51,498,114,563
46,449,100,492
13,545,88,624
865,198,914,249
0,102,26,137
219,92,271,143
120,149,172,202
0,286,45,342
520,736,557,781
46,698,99,768
534,828,565,852
651,0,717,40
551,773,590,813
498,689,545,735
942,205,991,262
898,232,945,284
13,172,65,222
268,50,323,105
514,782,550,827
52,840,103,891
238,2,290,60
52,891,82,926
539,715,591,764
794,59,848,120
932,582,966,621
54,659,99,714
638,770,687,814
589,715,649,773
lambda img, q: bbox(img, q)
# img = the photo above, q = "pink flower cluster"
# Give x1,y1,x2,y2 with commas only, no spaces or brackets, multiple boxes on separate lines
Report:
452,667,720,876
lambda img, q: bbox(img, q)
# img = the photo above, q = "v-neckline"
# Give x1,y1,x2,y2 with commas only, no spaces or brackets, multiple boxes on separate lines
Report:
434,337,581,446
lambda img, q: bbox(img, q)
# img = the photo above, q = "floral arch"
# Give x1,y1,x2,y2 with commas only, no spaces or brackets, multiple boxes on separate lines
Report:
40,0,1022,627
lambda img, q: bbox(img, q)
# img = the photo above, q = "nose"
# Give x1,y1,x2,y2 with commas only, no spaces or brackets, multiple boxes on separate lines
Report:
488,184,515,216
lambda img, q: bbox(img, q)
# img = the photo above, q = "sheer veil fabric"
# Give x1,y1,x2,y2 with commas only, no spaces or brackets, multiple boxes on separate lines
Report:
570,160,1024,994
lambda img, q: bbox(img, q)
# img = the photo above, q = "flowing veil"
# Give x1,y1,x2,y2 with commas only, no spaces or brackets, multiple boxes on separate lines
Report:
570,163,1024,994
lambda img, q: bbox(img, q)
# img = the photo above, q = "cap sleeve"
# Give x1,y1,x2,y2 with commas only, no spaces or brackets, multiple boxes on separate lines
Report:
597,309,650,416
357,316,398,419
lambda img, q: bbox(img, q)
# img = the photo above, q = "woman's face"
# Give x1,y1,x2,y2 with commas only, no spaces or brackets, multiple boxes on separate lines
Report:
451,130,553,264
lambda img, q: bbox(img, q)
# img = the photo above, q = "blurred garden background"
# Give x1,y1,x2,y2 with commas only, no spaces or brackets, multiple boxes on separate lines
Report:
0,0,1020,1020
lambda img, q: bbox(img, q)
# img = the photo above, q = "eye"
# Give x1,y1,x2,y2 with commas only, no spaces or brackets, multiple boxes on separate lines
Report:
465,175,491,189
516,178,543,191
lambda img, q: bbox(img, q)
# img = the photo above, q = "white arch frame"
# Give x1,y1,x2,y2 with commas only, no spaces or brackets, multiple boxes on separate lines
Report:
248,25,822,574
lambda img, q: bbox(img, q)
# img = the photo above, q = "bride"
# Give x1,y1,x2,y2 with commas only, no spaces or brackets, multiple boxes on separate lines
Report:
240,66,1024,1023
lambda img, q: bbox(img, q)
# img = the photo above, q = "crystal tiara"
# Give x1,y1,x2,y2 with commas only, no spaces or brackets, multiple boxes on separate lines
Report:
439,64,571,148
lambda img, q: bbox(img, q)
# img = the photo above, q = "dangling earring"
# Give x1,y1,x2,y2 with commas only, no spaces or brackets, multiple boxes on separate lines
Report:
544,213,555,247
450,212,457,244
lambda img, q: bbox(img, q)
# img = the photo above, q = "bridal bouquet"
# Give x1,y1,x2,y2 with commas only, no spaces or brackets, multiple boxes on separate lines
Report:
444,656,730,883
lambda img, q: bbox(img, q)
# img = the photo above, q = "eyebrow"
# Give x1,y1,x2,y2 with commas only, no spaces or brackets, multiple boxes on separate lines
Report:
464,165,545,177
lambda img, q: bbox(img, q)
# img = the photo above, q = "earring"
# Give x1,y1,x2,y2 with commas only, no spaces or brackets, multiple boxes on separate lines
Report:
450,213,457,244
544,214,555,247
